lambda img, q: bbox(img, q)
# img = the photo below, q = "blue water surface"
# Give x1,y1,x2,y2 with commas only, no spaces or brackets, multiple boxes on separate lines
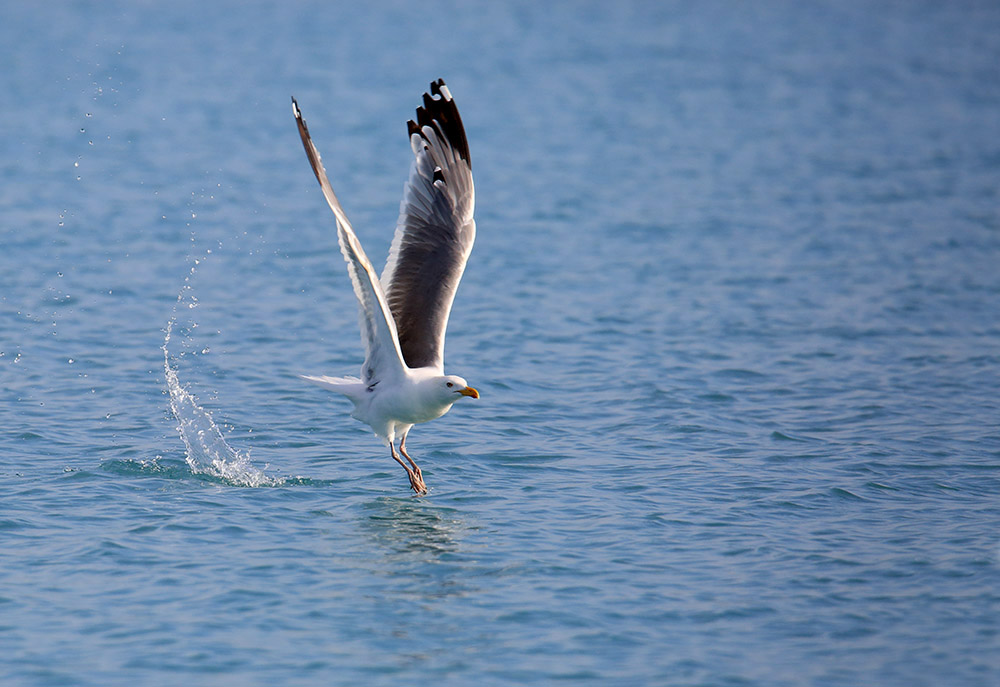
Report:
2,1,1000,685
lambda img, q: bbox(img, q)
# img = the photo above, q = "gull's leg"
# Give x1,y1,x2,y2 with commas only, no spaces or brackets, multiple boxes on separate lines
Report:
399,430,422,481
390,441,425,495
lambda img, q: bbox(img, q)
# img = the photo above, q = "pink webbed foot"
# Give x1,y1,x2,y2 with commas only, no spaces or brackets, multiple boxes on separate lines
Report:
407,468,427,495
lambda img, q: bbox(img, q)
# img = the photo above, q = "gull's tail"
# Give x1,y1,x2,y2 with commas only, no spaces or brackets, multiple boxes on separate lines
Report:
300,374,365,398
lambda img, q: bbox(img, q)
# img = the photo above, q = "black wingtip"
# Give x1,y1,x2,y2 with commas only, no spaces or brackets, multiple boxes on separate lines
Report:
408,78,470,166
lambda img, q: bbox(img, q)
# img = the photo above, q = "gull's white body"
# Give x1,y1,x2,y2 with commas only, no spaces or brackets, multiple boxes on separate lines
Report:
293,80,478,494
301,368,467,443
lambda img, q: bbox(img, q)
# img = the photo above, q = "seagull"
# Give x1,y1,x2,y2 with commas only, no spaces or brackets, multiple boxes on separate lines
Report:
292,79,479,495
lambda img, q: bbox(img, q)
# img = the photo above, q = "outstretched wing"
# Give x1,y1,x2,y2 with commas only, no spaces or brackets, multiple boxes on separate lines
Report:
380,79,476,372
292,97,406,385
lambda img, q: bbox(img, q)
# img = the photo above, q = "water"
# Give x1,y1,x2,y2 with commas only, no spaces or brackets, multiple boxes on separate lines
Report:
3,1,1000,684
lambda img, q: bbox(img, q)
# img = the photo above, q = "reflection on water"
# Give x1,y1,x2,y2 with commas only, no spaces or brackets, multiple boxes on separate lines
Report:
356,496,488,606
359,496,467,559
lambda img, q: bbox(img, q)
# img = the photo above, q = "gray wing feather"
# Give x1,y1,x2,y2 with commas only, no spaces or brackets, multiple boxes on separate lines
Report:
380,79,476,371
292,97,406,385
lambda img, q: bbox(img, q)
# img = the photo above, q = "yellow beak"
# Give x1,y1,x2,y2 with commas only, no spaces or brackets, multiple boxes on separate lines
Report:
458,386,480,399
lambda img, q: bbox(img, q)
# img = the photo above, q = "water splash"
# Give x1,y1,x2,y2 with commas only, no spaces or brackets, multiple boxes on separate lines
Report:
163,258,283,488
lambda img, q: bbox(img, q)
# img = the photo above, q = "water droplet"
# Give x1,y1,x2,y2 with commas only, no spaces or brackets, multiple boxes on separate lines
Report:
86,112,92,117
57,272,63,277
74,161,79,167
79,128,86,133
68,358,74,364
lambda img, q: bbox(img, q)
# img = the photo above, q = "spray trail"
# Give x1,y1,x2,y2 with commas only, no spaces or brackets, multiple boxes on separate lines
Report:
163,255,282,487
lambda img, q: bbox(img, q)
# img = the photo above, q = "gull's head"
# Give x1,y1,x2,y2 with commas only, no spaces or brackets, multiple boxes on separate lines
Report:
440,375,479,403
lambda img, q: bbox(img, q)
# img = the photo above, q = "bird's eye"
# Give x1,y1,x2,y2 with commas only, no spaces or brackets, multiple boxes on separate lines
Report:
446,382,454,388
